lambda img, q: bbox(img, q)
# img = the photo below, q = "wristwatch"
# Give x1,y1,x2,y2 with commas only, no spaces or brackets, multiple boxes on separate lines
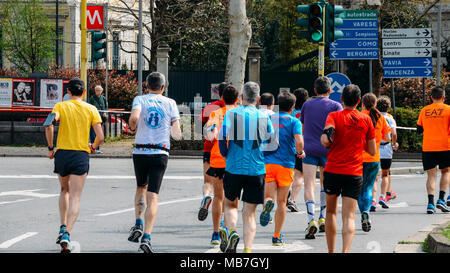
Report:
48,146,54,151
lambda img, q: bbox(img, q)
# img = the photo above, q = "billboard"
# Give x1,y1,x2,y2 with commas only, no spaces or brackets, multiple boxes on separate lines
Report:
0,78,13,107
40,79,63,108
12,78,35,106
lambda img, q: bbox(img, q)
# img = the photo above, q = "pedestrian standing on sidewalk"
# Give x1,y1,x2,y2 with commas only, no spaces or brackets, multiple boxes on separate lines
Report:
45,78,104,253
88,85,108,153
321,84,376,253
417,86,450,214
127,72,182,253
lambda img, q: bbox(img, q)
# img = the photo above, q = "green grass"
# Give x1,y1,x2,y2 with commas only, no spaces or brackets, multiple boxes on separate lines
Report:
443,225,450,240
422,236,430,253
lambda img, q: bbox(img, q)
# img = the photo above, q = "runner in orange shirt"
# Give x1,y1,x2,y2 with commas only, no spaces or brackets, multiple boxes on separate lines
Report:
321,84,376,253
417,86,450,214
205,85,239,245
358,93,391,232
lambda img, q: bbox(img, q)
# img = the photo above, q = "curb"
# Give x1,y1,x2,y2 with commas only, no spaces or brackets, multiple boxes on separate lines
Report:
394,215,450,253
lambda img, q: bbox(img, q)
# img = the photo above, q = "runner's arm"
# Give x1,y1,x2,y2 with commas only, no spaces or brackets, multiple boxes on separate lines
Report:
321,125,334,148
365,138,377,156
295,134,305,158
391,127,399,150
171,119,182,140
128,108,141,131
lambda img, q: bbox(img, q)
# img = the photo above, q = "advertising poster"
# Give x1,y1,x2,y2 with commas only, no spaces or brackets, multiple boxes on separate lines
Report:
12,78,35,106
40,79,63,107
0,78,13,107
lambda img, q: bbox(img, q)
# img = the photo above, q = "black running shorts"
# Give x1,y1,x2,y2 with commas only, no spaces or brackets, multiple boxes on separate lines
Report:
133,154,169,194
294,156,303,172
422,151,450,171
54,150,89,177
380,159,392,170
323,171,363,200
206,167,226,179
223,171,265,204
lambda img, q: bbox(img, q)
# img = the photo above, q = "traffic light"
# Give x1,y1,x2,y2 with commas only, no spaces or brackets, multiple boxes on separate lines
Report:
91,31,106,64
325,4,344,43
297,3,324,44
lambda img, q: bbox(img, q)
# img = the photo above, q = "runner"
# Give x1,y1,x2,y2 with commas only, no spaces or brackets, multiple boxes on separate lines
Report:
260,92,304,246
218,81,274,253
45,78,104,253
300,77,342,238
204,85,239,245
259,92,275,116
287,88,309,213
371,96,399,211
127,72,181,253
417,86,450,214
359,93,391,232
198,82,228,221
321,84,376,253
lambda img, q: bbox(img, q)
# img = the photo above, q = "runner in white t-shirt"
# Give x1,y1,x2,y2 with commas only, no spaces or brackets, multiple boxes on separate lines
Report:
371,96,399,211
127,72,181,253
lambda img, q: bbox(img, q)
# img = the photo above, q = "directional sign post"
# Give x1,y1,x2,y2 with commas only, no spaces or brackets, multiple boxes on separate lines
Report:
382,28,432,78
330,10,379,60
326,72,351,104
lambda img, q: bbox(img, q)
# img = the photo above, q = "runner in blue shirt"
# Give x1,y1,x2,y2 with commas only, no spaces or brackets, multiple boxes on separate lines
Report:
259,92,304,246
217,82,274,253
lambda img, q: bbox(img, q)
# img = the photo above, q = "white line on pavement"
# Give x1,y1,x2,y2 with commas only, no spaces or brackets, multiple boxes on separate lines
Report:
96,196,203,217
0,198,34,205
205,241,313,253
0,232,38,249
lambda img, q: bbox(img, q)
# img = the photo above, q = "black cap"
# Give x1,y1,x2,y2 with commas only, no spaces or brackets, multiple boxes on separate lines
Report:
68,78,85,95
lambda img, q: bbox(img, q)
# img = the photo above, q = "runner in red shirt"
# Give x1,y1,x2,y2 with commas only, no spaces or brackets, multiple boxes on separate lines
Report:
321,84,376,253
197,82,228,221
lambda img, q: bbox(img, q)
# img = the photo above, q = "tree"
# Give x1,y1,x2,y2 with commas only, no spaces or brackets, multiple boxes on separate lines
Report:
0,0,55,74
225,0,252,91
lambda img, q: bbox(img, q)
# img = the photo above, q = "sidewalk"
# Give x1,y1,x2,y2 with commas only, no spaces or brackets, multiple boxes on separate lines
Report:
0,142,424,175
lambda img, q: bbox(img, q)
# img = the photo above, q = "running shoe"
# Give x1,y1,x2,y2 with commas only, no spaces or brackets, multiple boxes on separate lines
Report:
386,192,398,202
242,248,252,253
378,196,389,209
272,235,285,246
56,225,67,244
447,196,450,207
436,199,450,213
128,224,143,243
211,231,220,245
286,199,301,212
305,220,318,239
260,200,274,227
370,199,377,212
60,232,71,253
219,226,229,253
361,212,371,232
225,231,240,253
139,236,153,253
427,203,436,214
318,218,325,233
198,195,212,221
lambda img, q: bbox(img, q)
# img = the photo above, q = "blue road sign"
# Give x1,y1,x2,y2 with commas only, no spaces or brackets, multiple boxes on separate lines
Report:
384,67,432,78
330,49,379,60
383,58,432,68
330,39,378,49
331,14,379,60
326,73,351,104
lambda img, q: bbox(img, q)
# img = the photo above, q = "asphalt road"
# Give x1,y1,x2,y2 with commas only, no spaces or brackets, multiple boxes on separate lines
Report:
0,157,447,253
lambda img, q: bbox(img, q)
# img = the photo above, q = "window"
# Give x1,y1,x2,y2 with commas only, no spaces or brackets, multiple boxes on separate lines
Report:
112,31,120,69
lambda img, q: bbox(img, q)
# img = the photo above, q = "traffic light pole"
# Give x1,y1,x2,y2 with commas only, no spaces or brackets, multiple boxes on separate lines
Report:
318,1,326,77
81,0,87,100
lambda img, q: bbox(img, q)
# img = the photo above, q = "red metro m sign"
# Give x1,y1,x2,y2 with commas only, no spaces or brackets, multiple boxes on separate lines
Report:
86,5,104,30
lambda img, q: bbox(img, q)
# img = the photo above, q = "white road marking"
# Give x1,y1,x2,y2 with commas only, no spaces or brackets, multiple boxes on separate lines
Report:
0,175,203,180
0,189,59,198
96,196,203,217
388,201,408,208
205,240,313,253
0,198,33,205
0,232,38,249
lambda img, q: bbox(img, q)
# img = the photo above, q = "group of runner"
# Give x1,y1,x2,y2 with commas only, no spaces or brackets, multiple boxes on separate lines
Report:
45,74,449,253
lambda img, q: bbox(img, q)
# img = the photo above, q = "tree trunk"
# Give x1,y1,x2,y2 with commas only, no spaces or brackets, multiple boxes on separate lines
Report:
225,0,252,93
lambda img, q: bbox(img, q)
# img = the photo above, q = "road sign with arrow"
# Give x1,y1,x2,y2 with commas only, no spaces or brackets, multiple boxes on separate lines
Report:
382,28,433,78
